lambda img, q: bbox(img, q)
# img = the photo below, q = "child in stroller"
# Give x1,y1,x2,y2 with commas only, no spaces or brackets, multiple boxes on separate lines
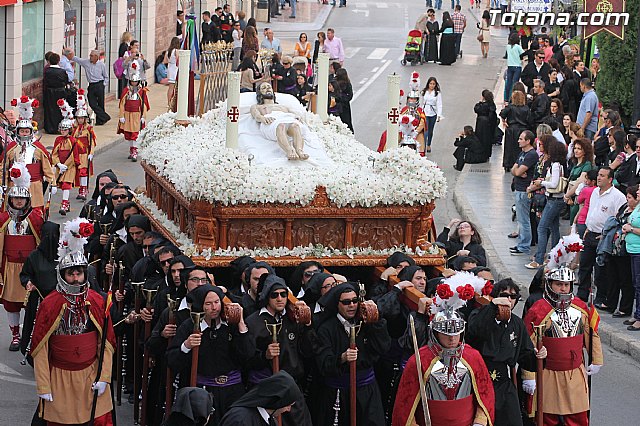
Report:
401,29,422,66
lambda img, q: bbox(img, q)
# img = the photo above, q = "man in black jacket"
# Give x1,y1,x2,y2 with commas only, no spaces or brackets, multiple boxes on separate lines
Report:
529,80,550,131
520,49,551,92
201,10,221,46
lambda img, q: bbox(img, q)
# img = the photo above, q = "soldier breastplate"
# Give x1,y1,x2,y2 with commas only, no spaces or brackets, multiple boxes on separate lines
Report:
547,305,583,338
427,357,472,400
17,144,37,164
7,218,33,235
55,299,89,336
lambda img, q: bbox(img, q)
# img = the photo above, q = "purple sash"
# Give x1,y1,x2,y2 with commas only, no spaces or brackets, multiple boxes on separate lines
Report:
197,370,242,387
325,368,376,390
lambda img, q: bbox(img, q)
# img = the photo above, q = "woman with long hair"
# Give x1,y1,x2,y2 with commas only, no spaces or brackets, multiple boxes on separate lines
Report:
241,26,260,60
474,89,498,161
421,77,443,153
438,12,457,65
117,31,134,98
294,33,312,61
437,218,487,267
453,125,485,170
477,10,491,58
548,98,564,129
335,68,353,132
292,74,313,106
239,55,267,92
563,138,595,222
504,32,525,102
500,90,530,171
327,78,343,117
526,136,568,269
165,37,181,107
590,57,600,87
312,31,327,64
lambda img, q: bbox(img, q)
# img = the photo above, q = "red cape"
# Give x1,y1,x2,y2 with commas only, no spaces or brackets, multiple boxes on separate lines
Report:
30,289,116,359
392,344,495,426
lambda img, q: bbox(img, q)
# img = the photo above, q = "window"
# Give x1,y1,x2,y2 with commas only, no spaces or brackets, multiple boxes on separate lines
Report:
22,0,45,82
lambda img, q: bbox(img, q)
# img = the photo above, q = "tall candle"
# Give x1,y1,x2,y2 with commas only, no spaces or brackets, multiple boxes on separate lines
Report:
317,53,330,123
386,74,401,150
226,71,241,149
176,50,191,121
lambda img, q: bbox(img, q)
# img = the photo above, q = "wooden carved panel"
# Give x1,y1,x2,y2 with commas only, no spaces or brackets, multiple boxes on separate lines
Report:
227,220,285,248
352,219,404,249
292,219,345,249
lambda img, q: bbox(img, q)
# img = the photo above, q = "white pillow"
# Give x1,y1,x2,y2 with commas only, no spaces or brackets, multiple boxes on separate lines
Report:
238,91,306,116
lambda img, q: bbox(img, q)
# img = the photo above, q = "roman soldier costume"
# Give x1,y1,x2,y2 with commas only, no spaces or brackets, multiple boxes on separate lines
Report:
0,162,44,350
52,99,79,215
117,64,150,162
392,273,495,426
71,89,96,201
2,96,56,211
523,235,602,425
399,73,426,155
31,218,115,425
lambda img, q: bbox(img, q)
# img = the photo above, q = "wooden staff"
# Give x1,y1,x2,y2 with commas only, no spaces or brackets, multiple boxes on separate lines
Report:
131,281,145,424
266,322,283,426
164,295,180,419
115,261,125,406
349,325,357,426
533,323,545,426
189,311,203,387
409,315,431,426
104,243,116,292
140,288,157,426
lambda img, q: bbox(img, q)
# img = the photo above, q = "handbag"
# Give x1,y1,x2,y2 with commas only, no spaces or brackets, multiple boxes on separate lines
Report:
545,163,568,194
477,32,484,42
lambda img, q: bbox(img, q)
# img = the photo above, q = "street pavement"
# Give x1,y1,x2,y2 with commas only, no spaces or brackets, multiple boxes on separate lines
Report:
1,1,638,424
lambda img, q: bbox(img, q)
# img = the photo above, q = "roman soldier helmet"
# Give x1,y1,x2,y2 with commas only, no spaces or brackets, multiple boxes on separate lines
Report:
75,89,89,118
544,234,583,310
406,72,421,107
6,162,31,213
57,98,74,131
11,96,39,142
56,218,94,297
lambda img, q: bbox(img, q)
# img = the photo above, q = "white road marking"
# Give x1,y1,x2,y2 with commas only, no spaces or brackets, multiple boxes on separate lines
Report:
359,78,368,85
367,48,389,60
376,2,389,8
371,67,379,73
0,361,21,376
344,47,361,59
0,373,36,386
355,2,367,7
353,59,393,102
352,9,370,17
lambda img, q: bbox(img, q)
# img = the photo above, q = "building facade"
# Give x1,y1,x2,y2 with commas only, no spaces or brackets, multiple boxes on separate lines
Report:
0,0,242,123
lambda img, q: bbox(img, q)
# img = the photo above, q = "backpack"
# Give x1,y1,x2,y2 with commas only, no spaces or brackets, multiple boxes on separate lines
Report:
113,57,125,79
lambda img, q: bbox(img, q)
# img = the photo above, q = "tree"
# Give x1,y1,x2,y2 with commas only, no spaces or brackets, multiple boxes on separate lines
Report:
595,0,639,123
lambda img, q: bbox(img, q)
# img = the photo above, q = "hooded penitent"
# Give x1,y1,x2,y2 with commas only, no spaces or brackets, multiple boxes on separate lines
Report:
257,274,288,308
304,272,334,302
398,265,422,283
316,282,359,316
386,251,416,268
230,370,302,410
186,283,226,313
90,169,118,200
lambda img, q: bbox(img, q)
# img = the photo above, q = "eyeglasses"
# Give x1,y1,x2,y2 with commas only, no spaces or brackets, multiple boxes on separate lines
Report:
270,290,288,299
303,270,320,277
111,194,128,200
339,298,359,306
160,259,173,265
321,280,337,291
188,277,209,284
537,56,545,60
499,292,520,300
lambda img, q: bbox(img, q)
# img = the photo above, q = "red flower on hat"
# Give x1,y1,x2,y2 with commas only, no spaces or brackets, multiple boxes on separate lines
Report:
436,283,454,300
20,96,29,103
412,72,419,78
399,89,405,97
78,89,85,95
481,281,493,296
32,99,39,108
401,116,410,125
57,99,65,107
456,284,475,301
78,222,94,238
10,99,17,107
566,242,583,253
412,118,420,127
10,167,21,179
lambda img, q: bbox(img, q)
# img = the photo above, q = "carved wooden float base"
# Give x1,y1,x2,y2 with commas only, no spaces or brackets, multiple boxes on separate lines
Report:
140,161,445,267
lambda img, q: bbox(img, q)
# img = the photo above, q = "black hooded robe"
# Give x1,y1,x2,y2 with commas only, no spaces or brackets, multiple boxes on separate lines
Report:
19,221,60,360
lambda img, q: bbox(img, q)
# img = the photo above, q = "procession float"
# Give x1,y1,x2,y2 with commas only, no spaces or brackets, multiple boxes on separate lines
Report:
136,50,448,287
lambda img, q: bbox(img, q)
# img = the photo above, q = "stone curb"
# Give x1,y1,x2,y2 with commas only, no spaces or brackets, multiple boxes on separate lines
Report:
94,135,125,157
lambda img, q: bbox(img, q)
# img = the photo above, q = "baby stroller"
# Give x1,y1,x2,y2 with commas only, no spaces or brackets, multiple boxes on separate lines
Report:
401,29,422,66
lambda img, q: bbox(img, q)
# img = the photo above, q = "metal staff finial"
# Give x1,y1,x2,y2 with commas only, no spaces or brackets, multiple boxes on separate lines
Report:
248,153,255,168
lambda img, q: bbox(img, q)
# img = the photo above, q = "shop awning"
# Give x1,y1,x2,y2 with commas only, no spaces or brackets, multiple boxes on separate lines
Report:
0,0,18,6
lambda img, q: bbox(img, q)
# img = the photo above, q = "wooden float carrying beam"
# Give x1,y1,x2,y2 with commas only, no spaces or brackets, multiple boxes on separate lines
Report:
372,266,431,312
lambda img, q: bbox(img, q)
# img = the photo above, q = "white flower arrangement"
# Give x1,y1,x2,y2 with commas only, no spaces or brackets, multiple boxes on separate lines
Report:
138,107,447,208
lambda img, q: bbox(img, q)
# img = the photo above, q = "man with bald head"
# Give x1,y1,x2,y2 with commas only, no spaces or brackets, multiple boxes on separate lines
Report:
73,50,111,125
59,47,75,83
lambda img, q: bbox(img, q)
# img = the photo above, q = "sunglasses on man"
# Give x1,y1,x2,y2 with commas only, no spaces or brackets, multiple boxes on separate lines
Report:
339,298,359,306
270,290,288,299
499,292,520,301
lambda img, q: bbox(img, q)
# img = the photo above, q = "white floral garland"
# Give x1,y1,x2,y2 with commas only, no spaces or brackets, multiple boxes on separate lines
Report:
138,108,447,208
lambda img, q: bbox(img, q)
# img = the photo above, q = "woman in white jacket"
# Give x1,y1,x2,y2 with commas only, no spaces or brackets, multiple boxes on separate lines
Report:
421,77,443,153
